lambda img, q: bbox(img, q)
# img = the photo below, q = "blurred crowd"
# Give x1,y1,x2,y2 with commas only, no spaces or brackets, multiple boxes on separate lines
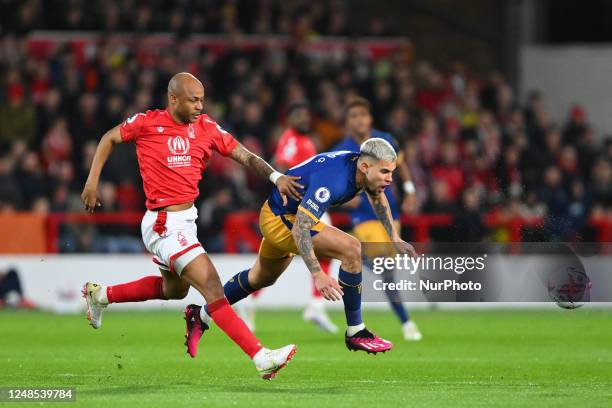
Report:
0,1,611,252
3,0,384,38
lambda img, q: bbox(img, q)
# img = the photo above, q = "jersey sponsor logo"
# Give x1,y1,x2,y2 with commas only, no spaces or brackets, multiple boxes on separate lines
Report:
167,136,191,168
315,187,330,203
306,199,320,213
168,136,190,155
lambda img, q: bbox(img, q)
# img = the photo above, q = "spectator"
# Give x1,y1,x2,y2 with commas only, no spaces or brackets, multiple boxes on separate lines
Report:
0,153,23,210
539,165,571,240
16,150,48,207
198,187,239,253
422,180,455,214
430,141,465,201
1,5,612,249
92,182,143,253
453,187,486,242
590,157,612,216
563,105,588,145
0,73,35,147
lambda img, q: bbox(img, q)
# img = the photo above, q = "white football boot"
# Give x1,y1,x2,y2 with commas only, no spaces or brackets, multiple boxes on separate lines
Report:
82,282,108,329
253,344,297,380
402,320,423,341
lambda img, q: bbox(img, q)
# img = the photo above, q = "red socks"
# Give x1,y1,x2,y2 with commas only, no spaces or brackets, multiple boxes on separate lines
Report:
312,259,331,298
107,276,167,304
208,298,263,358
105,278,262,359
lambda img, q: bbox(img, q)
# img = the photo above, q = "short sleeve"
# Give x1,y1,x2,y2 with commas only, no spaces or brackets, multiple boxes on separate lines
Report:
207,119,239,156
298,173,337,222
120,112,147,142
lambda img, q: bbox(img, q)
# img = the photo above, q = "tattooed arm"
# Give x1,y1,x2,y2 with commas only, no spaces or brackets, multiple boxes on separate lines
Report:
229,142,275,179
366,191,400,241
292,210,322,274
229,143,303,203
292,209,344,300
367,191,418,257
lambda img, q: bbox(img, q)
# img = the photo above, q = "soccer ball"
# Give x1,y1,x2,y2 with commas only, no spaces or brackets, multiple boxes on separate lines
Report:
547,265,591,310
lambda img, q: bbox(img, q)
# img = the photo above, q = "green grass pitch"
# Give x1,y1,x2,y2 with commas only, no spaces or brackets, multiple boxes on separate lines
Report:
1,308,611,407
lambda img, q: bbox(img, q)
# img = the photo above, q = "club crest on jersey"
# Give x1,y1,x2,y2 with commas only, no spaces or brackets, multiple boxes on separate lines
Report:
167,136,191,168
187,124,195,139
157,126,164,133
315,187,330,203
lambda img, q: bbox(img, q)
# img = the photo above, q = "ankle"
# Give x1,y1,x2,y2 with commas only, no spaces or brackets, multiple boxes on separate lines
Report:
94,286,109,305
346,323,366,336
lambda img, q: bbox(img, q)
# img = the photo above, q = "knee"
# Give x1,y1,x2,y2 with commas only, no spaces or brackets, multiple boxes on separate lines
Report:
341,237,362,271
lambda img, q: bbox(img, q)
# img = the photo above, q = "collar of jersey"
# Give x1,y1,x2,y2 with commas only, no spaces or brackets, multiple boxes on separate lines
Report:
164,108,190,127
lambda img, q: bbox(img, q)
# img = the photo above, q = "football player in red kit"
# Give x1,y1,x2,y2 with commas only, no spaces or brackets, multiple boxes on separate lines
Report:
81,72,301,380
238,102,338,333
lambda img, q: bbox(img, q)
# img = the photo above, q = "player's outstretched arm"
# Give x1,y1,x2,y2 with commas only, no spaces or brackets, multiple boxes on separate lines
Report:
367,191,417,257
229,143,303,204
292,210,343,301
81,125,124,213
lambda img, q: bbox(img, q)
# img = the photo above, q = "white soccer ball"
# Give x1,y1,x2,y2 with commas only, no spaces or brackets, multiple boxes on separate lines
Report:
547,265,591,310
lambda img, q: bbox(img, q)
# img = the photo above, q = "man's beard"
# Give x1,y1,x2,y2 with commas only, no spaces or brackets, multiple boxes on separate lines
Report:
365,186,380,196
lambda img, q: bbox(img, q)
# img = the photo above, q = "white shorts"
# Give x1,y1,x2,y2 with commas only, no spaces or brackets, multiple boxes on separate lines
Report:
141,206,206,275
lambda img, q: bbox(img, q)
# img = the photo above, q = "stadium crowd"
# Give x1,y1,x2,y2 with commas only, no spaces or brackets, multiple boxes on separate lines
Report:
2,0,372,37
0,1,611,252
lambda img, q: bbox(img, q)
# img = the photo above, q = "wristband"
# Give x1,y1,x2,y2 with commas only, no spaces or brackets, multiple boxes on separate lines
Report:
403,181,416,194
269,171,283,185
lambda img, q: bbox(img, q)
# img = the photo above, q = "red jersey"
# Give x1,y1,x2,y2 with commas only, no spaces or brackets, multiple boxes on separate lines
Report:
274,128,317,169
120,109,238,210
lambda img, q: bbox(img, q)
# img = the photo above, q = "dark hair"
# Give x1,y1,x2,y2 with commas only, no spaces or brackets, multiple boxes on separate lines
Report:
344,96,371,119
286,101,310,116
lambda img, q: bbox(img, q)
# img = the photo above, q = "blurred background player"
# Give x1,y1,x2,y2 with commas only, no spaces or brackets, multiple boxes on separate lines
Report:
186,138,418,358
0,266,35,309
80,72,301,380
333,97,422,341
238,102,338,333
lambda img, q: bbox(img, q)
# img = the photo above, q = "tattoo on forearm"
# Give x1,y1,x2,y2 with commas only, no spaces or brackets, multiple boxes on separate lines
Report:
372,197,395,239
294,211,322,274
230,144,273,179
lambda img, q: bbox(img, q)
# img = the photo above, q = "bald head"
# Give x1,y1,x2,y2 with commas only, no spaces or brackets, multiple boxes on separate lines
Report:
167,72,204,124
168,72,203,97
